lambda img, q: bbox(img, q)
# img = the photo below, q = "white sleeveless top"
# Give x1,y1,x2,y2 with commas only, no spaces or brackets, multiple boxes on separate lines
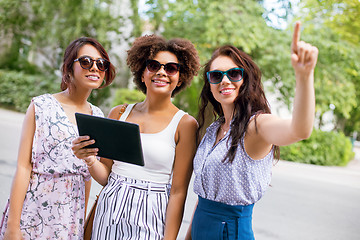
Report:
111,104,187,184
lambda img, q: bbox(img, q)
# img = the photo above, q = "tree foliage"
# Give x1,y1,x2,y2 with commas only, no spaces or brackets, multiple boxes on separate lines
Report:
144,0,294,117
0,0,124,106
142,0,360,136
281,128,354,166
296,0,360,134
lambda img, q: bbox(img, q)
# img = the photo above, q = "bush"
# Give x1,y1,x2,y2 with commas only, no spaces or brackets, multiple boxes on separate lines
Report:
112,88,146,107
0,69,113,112
280,129,355,166
0,70,59,112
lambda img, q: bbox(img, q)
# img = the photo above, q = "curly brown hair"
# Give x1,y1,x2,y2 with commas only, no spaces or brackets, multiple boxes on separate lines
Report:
126,35,200,97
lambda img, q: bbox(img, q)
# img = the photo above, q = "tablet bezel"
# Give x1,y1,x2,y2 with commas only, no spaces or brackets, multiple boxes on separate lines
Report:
75,113,144,166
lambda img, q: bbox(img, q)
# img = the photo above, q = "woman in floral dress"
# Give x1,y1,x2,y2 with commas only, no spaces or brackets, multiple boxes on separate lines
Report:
0,37,115,239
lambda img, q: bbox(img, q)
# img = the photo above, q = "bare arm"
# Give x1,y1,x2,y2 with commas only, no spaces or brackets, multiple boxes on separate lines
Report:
163,115,198,240
71,139,113,186
4,103,36,240
72,105,128,186
245,21,318,158
84,179,91,218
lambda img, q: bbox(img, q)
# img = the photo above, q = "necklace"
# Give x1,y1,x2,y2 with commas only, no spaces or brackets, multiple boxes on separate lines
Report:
220,124,229,136
216,124,229,145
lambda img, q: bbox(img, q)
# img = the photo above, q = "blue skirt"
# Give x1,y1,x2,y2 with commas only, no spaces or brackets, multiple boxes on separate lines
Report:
191,196,255,240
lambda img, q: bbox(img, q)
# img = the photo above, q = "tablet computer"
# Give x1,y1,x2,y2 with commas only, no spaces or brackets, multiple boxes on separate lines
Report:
75,113,144,166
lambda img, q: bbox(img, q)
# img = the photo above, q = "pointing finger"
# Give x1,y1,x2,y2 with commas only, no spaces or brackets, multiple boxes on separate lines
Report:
291,21,301,54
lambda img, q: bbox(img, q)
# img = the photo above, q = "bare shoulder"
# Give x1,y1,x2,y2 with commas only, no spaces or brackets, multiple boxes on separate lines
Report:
24,101,36,120
175,113,198,147
108,104,128,119
27,101,35,112
178,113,198,131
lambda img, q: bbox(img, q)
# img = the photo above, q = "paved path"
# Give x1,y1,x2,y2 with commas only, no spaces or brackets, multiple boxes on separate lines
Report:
1,108,359,239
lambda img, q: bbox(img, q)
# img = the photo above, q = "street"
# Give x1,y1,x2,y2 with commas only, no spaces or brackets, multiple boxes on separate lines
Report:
0,108,359,239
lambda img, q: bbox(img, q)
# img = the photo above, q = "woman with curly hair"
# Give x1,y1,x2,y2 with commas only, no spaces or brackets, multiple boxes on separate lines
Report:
186,22,318,239
72,34,200,239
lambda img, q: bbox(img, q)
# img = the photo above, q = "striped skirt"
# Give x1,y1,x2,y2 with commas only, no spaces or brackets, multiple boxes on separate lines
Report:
91,172,170,240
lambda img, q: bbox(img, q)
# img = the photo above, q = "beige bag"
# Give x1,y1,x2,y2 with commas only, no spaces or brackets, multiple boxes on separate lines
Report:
83,194,99,240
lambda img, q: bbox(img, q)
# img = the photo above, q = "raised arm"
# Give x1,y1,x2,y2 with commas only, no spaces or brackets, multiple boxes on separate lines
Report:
289,21,318,141
248,21,318,150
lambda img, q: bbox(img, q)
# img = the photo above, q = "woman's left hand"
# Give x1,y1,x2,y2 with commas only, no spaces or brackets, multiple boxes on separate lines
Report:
71,135,98,159
291,21,319,77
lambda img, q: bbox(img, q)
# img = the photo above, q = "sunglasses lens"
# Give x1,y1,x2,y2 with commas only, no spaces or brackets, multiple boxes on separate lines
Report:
96,59,109,71
227,69,243,81
208,72,223,84
79,57,93,69
207,68,243,84
147,60,161,72
146,60,180,76
164,63,179,76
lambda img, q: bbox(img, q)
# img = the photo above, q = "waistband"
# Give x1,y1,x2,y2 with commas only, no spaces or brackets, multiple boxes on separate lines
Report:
31,171,83,178
109,172,169,193
197,196,254,217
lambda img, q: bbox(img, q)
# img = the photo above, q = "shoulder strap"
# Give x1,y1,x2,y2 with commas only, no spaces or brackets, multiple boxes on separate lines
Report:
118,103,128,119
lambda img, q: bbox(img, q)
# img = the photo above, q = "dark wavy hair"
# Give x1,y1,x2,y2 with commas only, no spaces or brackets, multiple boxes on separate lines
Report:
61,37,116,91
127,34,200,97
197,45,279,163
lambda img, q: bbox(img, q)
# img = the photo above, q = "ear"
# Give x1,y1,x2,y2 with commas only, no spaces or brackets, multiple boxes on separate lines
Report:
177,80,182,87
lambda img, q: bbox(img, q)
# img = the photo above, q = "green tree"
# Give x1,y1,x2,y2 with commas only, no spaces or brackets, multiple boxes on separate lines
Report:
144,0,293,117
295,0,360,134
140,0,359,136
0,0,124,106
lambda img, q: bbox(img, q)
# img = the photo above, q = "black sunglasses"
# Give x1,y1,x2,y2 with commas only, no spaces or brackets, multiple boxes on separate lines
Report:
146,59,180,76
74,56,110,72
206,68,244,84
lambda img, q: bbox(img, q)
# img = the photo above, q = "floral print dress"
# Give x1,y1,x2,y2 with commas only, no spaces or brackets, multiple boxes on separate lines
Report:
0,94,103,239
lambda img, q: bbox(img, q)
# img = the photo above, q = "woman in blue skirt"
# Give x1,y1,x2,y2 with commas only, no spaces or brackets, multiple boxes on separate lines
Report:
186,22,319,240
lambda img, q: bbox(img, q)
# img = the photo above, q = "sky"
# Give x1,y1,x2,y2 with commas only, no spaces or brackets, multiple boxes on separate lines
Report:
263,0,300,29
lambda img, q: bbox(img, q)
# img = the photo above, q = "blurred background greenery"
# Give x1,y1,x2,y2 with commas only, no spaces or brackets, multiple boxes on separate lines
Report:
0,0,358,165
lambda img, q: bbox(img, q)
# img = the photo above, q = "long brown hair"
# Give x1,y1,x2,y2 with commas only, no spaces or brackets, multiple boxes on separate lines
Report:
197,45,279,163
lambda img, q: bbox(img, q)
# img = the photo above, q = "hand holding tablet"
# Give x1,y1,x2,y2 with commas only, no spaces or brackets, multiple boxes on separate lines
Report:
75,113,145,166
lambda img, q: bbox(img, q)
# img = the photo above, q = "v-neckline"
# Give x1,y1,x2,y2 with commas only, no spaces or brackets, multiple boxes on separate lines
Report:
50,94,92,128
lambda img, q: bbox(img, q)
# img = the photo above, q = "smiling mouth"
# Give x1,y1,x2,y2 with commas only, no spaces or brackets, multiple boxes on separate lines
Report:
152,80,169,85
220,89,234,94
86,75,99,80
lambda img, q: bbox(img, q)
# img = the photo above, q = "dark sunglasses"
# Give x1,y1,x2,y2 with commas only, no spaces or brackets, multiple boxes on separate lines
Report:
206,67,244,84
74,56,110,72
146,59,180,76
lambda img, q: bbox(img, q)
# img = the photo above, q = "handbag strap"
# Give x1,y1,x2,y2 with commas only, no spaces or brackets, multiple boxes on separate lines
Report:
118,103,128,119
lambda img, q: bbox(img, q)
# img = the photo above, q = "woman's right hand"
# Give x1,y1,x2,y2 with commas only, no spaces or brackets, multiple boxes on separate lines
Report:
3,227,24,240
71,136,98,160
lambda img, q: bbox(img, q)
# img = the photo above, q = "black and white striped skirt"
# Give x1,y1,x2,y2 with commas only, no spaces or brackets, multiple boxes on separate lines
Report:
91,172,170,240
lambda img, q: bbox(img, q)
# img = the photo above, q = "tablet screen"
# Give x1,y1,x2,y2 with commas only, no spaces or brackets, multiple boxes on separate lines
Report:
75,113,144,166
